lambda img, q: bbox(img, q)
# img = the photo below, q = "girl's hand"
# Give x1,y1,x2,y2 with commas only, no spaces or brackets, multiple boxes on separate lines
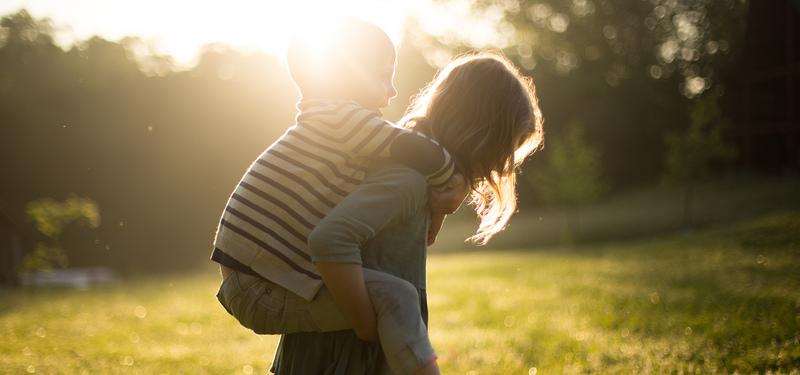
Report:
316,262,379,342
427,174,469,246
429,174,469,215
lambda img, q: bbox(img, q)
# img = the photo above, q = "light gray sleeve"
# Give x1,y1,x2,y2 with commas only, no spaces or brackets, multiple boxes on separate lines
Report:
307,163,427,264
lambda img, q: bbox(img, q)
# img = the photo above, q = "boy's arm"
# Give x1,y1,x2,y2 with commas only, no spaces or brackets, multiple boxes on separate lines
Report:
315,262,379,342
387,132,454,191
306,101,454,190
307,162,428,340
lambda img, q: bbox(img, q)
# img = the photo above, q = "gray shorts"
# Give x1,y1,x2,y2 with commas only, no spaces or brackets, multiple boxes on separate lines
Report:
216,268,436,375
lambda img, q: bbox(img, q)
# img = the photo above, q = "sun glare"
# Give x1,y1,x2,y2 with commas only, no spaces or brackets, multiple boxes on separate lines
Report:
1,0,416,67
0,0,511,69
131,0,415,66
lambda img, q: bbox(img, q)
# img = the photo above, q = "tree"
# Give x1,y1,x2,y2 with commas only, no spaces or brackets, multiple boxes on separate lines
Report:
529,121,606,244
663,93,737,230
406,0,750,98
400,1,751,189
23,194,100,272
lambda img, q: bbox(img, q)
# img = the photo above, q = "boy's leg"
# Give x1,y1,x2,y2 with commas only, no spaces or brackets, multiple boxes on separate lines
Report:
217,267,437,374
361,268,437,375
217,269,350,334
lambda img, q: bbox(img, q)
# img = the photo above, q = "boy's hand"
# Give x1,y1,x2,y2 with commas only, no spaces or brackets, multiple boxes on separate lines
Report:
427,174,469,246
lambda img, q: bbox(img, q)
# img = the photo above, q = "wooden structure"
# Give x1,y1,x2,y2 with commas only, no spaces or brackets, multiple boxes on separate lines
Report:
725,1,800,174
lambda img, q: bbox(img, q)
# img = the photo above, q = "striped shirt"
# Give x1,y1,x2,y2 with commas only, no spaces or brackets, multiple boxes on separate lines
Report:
212,98,453,301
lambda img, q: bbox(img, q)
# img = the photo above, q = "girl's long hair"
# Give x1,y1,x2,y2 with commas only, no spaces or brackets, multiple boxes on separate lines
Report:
399,52,543,244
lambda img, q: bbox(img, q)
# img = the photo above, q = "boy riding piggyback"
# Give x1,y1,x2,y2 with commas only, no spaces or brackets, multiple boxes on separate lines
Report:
212,16,467,375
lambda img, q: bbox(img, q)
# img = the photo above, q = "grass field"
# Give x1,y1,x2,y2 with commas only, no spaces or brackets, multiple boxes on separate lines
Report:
434,175,800,251
2,211,799,374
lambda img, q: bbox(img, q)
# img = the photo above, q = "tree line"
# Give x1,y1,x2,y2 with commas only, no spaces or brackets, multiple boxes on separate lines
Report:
0,6,743,275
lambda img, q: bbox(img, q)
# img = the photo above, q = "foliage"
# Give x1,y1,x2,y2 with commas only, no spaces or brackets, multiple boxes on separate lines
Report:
25,195,100,239
663,93,738,184
0,9,298,272
409,0,750,99
2,212,798,374
530,121,606,208
528,121,606,244
0,7,754,274
23,194,100,272
663,93,737,229
406,0,751,188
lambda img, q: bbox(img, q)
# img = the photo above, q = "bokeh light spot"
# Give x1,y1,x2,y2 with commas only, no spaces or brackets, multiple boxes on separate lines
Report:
648,65,663,79
706,40,719,54
585,46,601,60
135,306,147,318
548,13,569,33
603,25,617,40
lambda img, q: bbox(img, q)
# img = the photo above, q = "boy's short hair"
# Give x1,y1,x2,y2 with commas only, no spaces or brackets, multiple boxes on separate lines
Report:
287,16,395,97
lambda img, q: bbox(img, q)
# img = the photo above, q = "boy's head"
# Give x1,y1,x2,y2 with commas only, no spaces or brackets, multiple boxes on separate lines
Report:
287,16,397,114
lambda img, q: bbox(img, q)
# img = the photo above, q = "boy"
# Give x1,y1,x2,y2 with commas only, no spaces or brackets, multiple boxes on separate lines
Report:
213,16,463,375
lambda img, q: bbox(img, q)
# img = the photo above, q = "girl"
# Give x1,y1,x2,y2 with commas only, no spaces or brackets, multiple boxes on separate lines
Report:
271,52,544,374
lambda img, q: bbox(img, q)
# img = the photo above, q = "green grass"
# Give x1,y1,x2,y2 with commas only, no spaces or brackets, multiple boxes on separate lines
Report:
0,271,282,374
2,212,799,374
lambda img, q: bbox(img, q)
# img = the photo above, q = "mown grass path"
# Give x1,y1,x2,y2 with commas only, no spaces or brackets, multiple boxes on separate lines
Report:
2,213,798,374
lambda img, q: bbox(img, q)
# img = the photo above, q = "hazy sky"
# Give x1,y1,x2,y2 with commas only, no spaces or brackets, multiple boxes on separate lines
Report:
0,0,420,66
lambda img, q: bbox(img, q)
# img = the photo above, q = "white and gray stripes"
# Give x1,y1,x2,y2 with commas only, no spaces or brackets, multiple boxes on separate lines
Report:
214,99,404,301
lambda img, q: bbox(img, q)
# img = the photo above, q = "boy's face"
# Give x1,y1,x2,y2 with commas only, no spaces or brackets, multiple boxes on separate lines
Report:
349,54,397,117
